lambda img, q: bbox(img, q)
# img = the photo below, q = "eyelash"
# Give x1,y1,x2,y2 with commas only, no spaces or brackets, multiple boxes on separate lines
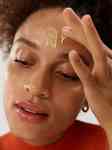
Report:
14,59,79,81
58,72,79,81
14,59,30,66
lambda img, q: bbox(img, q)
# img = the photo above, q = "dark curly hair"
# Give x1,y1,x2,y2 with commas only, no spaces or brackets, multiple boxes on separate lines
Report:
0,0,112,58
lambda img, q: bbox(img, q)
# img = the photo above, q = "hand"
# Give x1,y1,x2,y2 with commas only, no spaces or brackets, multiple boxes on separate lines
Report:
62,8,112,130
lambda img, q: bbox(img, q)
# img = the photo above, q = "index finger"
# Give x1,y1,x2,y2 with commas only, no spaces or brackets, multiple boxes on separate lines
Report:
62,8,87,47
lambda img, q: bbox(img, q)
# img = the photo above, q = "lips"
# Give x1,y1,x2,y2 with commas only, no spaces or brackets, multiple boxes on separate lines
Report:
14,100,48,116
14,100,49,123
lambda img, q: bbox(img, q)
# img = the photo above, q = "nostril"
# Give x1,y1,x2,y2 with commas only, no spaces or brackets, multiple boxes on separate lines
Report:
38,91,49,99
24,84,30,92
24,84,50,100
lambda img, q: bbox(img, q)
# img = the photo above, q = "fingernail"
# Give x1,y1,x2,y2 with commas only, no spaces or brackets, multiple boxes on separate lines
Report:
83,15,92,26
69,50,78,60
63,7,74,15
65,7,74,13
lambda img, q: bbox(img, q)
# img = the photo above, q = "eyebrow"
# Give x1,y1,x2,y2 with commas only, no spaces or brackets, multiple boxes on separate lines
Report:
14,37,70,61
14,37,40,50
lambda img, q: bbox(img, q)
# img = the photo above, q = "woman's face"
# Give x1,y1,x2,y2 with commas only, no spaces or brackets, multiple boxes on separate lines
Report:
4,8,92,145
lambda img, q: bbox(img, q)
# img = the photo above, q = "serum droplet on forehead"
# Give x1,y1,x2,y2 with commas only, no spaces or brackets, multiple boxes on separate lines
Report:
45,27,58,48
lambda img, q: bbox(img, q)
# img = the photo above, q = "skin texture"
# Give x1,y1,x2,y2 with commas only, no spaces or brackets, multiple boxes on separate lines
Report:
63,8,112,149
3,7,112,148
3,8,93,146
45,27,58,48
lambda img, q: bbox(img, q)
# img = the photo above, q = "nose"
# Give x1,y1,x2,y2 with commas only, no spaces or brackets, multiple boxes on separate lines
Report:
24,69,51,100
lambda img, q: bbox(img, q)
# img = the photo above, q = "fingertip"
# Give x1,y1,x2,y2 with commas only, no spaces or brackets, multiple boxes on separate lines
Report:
82,14,92,26
63,7,73,13
69,50,79,62
62,7,75,17
62,7,70,16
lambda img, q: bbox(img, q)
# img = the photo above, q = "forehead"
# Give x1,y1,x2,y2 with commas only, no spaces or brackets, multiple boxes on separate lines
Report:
29,7,65,28
14,8,92,65
17,8,65,37
14,8,66,49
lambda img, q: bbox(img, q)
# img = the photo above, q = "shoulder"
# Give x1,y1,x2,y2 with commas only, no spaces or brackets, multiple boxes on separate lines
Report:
76,120,108,139
0,133,12,148
0,132,10,141
75,120,106,134
71,120,109,150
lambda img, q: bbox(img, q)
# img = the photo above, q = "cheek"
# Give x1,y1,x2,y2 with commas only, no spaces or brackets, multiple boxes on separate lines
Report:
49,84,84,129
5,61,28,95
4,79,19,113
52,83,84,116
3,66,27,113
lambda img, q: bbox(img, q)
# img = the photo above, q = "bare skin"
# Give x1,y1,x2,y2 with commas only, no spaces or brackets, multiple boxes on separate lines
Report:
3,7,112,148
62,8,112,149
4,8,92,146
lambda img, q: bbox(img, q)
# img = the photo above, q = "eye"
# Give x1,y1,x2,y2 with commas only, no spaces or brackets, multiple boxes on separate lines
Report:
14,59,30,67
62,73,79,81
56,72,80,81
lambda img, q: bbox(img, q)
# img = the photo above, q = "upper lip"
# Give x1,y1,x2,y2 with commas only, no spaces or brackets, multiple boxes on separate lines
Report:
14,100,48,115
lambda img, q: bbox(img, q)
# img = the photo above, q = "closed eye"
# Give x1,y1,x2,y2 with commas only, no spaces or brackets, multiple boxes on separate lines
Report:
59,72,80,81
14,59,29,66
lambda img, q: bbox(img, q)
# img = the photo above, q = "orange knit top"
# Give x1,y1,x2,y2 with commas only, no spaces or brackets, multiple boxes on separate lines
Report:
0,121,109,150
